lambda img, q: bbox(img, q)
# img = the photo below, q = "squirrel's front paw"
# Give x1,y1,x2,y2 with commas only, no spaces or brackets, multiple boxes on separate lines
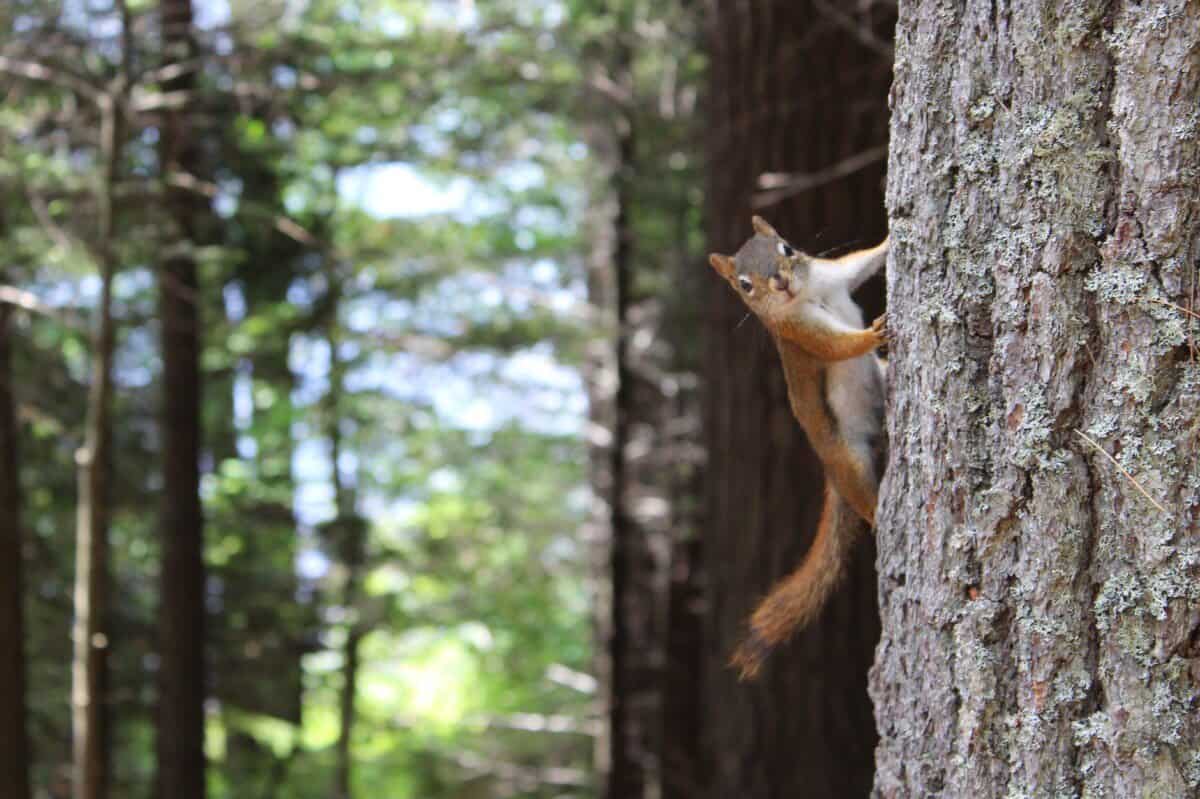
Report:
870,314,889,344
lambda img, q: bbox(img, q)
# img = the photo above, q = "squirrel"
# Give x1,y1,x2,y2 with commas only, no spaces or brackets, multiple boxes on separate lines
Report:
708,215,888,679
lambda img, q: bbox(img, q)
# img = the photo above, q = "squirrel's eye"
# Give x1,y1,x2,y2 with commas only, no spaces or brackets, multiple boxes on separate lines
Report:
737,275,754,294
776,241,795,258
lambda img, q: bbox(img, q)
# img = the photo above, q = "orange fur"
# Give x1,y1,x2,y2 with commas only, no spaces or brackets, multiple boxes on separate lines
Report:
708,216,888,680
730,484,868,679
773,313,887,361
819,445,878,526
773,339,880,525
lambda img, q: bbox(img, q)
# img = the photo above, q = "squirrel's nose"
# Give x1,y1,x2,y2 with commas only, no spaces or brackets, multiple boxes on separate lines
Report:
768,272,787,292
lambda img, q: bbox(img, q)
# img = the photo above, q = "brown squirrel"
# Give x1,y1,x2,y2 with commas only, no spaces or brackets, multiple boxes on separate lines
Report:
708,215,888,679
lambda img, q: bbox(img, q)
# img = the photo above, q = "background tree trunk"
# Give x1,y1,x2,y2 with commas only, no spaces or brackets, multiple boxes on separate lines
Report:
701,2,894,797
586,98,650,799
72,75,125,799
156,0,208,796
874,1,1200,796
325,268,366,799
0,294,32,799
585,13,670,798
605,35,656,799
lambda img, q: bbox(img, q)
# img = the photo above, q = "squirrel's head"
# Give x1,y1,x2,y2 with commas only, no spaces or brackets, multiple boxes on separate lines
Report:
708,215,810,321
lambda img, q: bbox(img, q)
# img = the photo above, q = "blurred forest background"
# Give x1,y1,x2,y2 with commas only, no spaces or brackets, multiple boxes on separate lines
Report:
0,1,895,798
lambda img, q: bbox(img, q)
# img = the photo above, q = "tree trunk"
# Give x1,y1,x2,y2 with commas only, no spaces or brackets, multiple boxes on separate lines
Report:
0,295,32,799
702,1,893,797
607,43,662,799
72,85,124,799
584,17,668,798
584,142,619,797
326,272,365,799
333,625,362,799
661,535,703,799
156,0,207,796
873,1,1200,796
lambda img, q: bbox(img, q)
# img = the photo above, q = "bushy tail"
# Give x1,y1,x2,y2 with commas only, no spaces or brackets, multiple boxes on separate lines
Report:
730,484,866,680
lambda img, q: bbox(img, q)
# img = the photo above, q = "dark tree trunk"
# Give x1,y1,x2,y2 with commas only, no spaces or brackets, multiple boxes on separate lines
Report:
701,1,893,797
326,272,365,799
156,0,207,796
607,46,656,799
873,1,1200,795
654,44,707,799
0,297,32,799
333,626,362,799
585,18,667,799
661,535,703,799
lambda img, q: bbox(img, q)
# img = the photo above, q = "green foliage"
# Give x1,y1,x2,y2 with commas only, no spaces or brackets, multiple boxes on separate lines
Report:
5,0,702,796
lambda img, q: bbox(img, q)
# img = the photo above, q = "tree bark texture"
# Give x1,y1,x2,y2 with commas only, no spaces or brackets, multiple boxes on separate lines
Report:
874,1,1200,796
156,0,208,795
0,299,32,799
703,2,894,797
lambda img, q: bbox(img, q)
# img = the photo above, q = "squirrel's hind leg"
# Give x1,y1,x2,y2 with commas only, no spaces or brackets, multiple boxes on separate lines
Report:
821,442,879,526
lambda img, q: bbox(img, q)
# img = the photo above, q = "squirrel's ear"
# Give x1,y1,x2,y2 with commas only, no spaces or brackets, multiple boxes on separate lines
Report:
751,215,779,238
708,253,735,278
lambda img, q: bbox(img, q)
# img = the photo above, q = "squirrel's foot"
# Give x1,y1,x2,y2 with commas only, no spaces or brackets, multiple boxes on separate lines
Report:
870,313,890,345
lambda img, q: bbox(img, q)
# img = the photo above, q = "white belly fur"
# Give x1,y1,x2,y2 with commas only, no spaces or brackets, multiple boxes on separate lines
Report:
826,357,883,444
822,288,883,444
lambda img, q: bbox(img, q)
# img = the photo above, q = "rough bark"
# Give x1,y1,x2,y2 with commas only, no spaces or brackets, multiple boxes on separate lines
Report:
874,1,1200,796
702,1,893,797
156,0,208,795
0,296,32,799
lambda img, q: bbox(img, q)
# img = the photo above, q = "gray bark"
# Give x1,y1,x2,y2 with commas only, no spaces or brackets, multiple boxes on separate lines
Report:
874,1,1200,796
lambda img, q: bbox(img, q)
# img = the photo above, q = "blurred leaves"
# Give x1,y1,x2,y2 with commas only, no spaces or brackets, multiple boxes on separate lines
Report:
5,0,701,795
